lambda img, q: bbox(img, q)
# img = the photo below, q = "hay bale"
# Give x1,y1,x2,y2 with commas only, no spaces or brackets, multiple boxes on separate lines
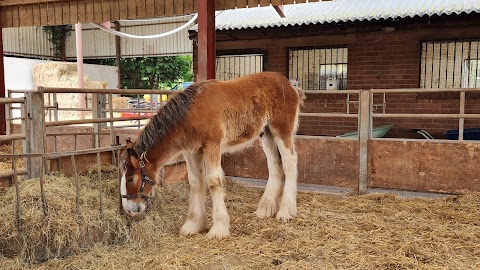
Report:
112,97,130,109
32,62,107,120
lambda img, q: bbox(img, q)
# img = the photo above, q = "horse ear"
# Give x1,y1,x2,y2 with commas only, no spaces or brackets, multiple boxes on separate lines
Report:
126,138,134,148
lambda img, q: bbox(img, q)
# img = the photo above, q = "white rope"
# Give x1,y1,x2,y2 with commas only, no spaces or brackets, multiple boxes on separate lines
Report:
90,13,198,39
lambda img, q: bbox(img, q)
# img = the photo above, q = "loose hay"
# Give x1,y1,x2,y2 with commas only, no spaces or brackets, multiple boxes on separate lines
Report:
0,168,479,269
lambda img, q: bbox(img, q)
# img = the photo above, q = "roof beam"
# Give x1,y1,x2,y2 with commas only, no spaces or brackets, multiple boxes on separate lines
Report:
273,5,286,18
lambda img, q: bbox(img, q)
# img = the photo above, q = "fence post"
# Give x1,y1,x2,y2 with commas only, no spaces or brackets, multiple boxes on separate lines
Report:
358,90,371,194
27,88,46,179
92,93,105,148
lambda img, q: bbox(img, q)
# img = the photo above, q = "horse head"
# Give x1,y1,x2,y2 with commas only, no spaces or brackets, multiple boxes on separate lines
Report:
120,139,157,218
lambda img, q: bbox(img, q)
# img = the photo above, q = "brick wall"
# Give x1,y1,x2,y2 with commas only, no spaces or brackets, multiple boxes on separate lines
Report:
190,13,480,138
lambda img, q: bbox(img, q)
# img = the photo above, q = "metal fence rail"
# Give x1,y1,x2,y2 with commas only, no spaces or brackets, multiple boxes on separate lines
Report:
3,86,182,232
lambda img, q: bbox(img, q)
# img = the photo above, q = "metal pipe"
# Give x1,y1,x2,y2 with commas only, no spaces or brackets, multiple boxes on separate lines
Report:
45,115,151,127
0,98,25,104
97,152,104,220
39,157,48,216
42,87,182,95
75,23,85,119
371,88,480,94
0,133,27,142
11,141,22,231
372,113,480,119
71,155,81,218
0,145,125,159
459,91,465,141
300,113,359,118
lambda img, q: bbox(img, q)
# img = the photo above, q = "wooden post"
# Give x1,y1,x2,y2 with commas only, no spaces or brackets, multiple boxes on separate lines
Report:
27,89,46,179
0,20,6,135
358,90,371,194
114,21,122,89
197,0,216,81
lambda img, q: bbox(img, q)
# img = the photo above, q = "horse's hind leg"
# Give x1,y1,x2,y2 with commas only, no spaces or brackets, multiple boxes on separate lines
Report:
204,144,230,240
255,129,284,218
273,134,298,221
180,152,207,236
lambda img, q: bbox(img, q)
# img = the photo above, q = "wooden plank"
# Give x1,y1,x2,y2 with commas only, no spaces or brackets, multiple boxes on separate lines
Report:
102,0,110,22
295,0,307,3
47,2,56,25
32,4,41,26
226,0,236,10
137,0,146,19
259,0,270,7
144,0,153,18
54,1,63,25
236,0,247,9
110,0,120,21
127,0,136,19
164,0,174,16
174,0,184,15
183,0,194,14
215,0,226,10
154,0,165,16
93,0,103,22
62,1,70,24
283,0,294,4
0,7,6,28
118,0,128,19
145,0,155,18
39,3,48,26
69,1,78,23
193,0,197,13
271,0,282,6
85,0,95,22
18,5,27,27
247,0,258,8
0,0,68,5
77,0,87,23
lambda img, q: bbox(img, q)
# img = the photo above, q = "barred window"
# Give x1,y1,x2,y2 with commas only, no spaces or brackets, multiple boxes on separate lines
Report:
216,54,263,81
289,47,348,90
420,39,480,88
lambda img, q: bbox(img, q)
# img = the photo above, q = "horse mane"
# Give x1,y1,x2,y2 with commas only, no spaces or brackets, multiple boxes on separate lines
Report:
133,81,213,154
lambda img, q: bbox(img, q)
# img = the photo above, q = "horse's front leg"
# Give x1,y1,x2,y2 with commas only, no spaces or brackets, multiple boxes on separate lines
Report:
204,145,230,240
180,153,208,236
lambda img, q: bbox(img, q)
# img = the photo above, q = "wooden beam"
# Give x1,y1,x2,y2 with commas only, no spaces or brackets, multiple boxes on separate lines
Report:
273,5,285,18
197,0,216,81
0,19,5,135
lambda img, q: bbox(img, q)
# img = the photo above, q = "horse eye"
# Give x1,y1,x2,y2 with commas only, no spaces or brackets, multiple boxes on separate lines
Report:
127,177,134,182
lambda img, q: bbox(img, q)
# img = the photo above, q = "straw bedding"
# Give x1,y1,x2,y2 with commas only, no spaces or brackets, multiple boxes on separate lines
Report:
0,165,479,269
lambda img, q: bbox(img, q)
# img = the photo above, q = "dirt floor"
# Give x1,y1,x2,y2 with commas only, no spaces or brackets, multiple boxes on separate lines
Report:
0,169,479,270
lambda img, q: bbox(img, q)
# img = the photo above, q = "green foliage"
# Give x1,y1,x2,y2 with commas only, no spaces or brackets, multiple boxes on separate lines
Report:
101,55,193,89
43,25,73,59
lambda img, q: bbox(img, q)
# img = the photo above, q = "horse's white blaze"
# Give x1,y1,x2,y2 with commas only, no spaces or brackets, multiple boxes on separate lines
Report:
120,173,128,210
121,173,147,214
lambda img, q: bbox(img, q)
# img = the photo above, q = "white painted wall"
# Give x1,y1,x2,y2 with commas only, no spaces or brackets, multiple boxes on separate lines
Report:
3,56,118,91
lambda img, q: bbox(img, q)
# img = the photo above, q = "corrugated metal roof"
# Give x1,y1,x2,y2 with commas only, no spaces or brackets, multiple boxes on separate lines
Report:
192,0,480,31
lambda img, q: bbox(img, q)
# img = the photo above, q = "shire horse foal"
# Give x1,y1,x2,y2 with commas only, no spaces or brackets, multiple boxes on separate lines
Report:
120,72,305,239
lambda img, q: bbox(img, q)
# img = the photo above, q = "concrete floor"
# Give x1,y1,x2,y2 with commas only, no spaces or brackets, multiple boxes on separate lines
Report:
230,176,450,199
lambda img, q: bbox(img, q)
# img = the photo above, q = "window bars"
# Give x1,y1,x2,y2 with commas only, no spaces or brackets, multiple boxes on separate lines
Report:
420,39,480,89
216,54,264,81
289,47,348,90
